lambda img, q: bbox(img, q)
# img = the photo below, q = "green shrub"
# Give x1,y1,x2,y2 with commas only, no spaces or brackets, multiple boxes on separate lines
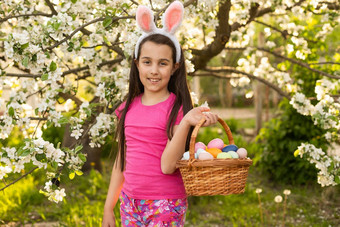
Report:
256,99,328,185
41,124,65,147
0,175,45,223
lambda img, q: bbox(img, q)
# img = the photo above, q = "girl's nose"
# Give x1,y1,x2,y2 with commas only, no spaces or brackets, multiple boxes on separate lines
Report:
150,63,158,75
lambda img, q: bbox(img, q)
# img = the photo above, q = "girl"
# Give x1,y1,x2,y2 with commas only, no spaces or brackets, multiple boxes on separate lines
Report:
102,1,218,226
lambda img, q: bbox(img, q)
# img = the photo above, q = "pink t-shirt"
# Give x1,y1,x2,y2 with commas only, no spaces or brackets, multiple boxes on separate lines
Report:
115,93,186,199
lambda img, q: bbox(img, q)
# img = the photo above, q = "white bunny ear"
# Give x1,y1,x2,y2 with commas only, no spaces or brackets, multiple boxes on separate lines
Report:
162,1,184,34
136,5,156,33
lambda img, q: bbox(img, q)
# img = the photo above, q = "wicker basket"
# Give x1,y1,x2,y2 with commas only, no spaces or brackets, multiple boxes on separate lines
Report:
176,117,252,196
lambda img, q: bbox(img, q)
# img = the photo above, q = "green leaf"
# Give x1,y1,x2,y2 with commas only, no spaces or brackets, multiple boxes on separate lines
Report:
21,43,29,49
51,161,58,169
52,22,61,30
74,145,83,153
17,148,31,156
35,108,39,116
103,17,112,28
46,121,53,128
57,117,69,125
8,107,14,117
335,175,340,184
36,153,46,161
71,0,77,3
78,153,86,162
49,61,57,71
22,56,29,67
39,189,48,196
41,73,49,81
32,54,37,62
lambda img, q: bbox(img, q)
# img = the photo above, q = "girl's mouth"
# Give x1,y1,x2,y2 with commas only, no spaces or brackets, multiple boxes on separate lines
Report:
148,78,161,83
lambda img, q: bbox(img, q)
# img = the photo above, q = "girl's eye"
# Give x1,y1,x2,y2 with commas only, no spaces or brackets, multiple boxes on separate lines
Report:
160,62,167,66
143,61,150,64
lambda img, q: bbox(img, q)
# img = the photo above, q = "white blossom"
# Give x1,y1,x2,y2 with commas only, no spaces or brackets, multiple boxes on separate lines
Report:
274,195,283,203
283,189,291,195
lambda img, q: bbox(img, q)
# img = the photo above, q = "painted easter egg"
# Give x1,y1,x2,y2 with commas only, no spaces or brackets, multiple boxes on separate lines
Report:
206,148,222,158
182,151,198,160
222,144,238,152
228,151,239,159
217,152,232,159
196,148,207,156
236,148,247,158
195,142,206,152
207,138,224,150
198,152,214,160
182,151,190,160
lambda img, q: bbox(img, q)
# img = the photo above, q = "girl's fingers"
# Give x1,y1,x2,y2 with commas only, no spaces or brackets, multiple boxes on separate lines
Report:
199,106,210,113
202,112,218,126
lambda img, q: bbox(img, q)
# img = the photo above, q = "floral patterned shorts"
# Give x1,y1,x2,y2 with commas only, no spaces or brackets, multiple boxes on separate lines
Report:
119,191,188,226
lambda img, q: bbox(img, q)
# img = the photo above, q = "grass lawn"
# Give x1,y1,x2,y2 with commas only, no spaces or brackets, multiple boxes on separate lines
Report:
1,162,339,227
1,118,339,226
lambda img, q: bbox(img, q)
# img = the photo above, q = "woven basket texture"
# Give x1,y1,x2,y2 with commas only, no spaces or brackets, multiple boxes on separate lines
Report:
176,117,252,196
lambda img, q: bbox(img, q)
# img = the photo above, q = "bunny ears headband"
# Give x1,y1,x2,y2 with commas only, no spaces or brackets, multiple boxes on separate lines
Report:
135,1,184,63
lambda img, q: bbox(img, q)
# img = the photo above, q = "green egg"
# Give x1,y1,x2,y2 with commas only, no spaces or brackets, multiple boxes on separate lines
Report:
228,151,239,158
217,152,232,159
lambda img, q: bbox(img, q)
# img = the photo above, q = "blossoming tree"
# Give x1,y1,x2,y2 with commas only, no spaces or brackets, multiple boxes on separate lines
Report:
0,0,339,202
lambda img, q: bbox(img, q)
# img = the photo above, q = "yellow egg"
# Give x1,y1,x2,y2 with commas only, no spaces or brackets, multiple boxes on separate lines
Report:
206,148,222,158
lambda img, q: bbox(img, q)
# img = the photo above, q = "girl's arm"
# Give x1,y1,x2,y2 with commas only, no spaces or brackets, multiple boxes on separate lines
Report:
161,107,218,174
102,156,125,227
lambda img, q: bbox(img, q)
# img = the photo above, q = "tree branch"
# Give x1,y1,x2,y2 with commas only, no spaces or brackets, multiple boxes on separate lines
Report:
224,46,340,80
154,0,197,21
191,72,241,79
318,2,339,10
0,167,38,192
256,47,340,79
231,0,306,32
308,62,340,65
192,0,231,70
58,91,82,107
0,12,53,24
253,20,317,43
4,58,124,79
5,73,40,79
202,66,291,99
45,0,58,15
45,16,133,51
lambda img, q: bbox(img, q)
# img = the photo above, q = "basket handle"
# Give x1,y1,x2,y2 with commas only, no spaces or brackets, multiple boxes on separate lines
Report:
189,117,234,160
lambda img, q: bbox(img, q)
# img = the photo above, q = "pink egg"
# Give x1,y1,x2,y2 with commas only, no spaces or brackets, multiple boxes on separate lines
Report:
207,138,224,150
198,152,214,160
195,142,206,152
237,148,247,158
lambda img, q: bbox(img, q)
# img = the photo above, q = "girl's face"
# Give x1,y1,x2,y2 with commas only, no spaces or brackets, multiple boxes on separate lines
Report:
136,41,179,97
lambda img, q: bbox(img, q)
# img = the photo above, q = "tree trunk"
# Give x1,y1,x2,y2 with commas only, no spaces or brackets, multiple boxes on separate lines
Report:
265,85,270,121
255,31,265,134
225,78,232,108
192,76,201,101
254,81,263,134
219,79,226,107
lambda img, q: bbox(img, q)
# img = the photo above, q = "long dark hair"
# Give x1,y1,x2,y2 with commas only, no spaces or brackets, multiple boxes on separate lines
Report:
115,34,193,171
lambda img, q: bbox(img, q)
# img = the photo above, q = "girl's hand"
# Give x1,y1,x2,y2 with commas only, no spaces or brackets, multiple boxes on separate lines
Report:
182,107,218,127
102,209,116,227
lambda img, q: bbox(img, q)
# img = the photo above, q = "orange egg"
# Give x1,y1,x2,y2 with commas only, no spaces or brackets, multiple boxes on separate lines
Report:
206,148,222,158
